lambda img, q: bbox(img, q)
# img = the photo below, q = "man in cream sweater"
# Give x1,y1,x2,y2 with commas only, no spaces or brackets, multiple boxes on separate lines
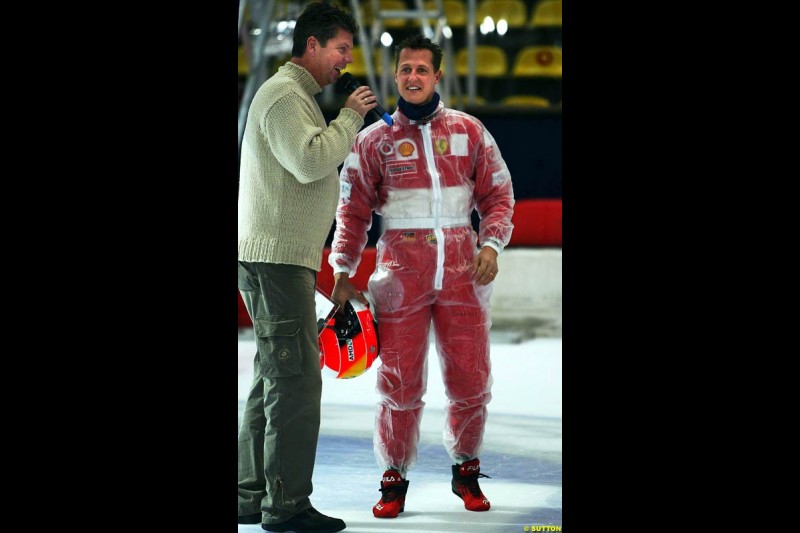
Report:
237,3,379,532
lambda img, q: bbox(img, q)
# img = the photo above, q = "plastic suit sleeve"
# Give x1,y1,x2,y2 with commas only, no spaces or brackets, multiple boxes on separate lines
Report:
472,128,515,253
329,146,378,275
263,92,362,184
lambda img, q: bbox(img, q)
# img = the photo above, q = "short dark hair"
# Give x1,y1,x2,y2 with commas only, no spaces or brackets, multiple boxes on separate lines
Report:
394,34,443,72
292,2,358,57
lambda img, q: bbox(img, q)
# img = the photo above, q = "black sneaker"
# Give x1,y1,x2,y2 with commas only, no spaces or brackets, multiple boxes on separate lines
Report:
238,513,261,524
261,506,346,533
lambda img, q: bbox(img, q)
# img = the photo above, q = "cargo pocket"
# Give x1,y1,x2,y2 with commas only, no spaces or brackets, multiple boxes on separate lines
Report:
253,315,303,377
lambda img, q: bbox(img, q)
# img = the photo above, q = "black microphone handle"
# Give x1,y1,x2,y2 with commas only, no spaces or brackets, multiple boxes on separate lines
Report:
341,73,393,126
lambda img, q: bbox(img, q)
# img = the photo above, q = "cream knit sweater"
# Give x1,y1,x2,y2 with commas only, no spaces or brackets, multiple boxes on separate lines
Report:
238,62,364,271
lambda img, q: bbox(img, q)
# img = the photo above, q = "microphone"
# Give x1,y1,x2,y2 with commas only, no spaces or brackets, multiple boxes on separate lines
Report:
340,72,393,126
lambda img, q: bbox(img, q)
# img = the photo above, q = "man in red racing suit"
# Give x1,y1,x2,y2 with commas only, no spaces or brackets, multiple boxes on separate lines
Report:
329,35,515,519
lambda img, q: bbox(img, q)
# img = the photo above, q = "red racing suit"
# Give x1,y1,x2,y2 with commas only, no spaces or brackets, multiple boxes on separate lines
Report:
329,101,515,474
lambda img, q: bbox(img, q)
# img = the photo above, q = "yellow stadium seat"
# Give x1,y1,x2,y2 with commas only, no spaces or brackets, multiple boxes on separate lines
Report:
238,46,249,77
476,0,528,28
502,94,551,107
345,45,370,77
436,0,467,28
530,0,562,28
456,46,508,102
509,46,561,104
362,0,410,29
410,0,467,28
512,45,562,77
448,94,488,107
456,45,508,77
345,46,397,80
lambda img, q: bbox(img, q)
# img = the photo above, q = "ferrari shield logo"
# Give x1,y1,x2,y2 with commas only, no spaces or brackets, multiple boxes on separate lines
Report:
435,138,448,154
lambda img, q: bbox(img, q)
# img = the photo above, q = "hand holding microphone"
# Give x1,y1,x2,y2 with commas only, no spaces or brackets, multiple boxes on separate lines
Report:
340,73,394,126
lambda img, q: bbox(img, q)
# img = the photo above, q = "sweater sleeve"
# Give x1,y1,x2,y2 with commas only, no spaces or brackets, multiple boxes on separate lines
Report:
264,91,364,184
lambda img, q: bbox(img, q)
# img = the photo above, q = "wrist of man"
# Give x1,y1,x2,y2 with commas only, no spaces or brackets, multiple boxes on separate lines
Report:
482,241,503,256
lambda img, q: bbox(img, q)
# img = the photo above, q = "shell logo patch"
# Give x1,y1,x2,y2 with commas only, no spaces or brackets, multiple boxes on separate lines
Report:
398,141,415,157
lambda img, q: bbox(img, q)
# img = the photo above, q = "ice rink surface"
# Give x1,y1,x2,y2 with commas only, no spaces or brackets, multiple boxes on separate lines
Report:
238,330,562,532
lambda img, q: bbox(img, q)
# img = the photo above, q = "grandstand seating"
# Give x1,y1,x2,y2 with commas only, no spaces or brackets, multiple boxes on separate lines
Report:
430,0,466,28
528,0,562,46
477,0,528,28
448,94,488,107
502,94,551,107
239,0,562,107
408,0,468,29
512,45,561,77
508,44,562,103
529,0,561,27
361,0,411,29
456,45,508,100
456,45,508,76
472,0,533,67
345,45,371,78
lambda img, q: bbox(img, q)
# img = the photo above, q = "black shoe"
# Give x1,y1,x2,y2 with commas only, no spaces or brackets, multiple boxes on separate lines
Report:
238,512,261,524
261,507,346,533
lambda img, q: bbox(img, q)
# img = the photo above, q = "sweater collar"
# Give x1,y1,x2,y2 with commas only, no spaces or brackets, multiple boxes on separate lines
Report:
395,98,445,125
278,61,322,96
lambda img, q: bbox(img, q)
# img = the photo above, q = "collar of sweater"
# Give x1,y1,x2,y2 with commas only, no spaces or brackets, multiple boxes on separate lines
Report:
279,61,322,96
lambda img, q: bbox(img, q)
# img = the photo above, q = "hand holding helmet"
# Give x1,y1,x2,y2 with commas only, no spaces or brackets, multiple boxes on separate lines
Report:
319,299,379,379
331,272,370,313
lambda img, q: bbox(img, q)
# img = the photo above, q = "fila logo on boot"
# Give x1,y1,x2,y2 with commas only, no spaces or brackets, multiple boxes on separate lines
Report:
383,474,398,482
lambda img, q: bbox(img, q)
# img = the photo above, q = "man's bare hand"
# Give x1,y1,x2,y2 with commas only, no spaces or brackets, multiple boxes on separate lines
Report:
331,272,369,314
472,246,499,286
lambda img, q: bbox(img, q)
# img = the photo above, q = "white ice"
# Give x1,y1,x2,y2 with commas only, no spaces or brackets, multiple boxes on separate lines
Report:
238,332,562,532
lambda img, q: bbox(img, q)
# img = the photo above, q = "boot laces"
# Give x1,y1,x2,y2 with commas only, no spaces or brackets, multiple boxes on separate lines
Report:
378,485,403,503
461,472,490,497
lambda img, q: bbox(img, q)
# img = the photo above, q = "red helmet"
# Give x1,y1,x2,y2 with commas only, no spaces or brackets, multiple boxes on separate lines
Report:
319,299,379,379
